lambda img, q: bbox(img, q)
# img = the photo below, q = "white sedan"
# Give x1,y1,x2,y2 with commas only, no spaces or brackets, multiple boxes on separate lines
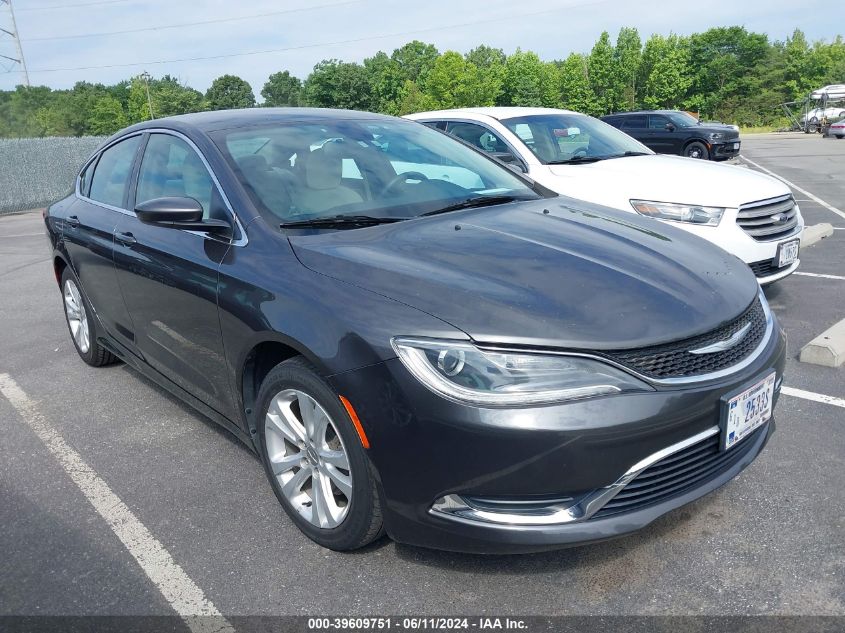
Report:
405,107,804,285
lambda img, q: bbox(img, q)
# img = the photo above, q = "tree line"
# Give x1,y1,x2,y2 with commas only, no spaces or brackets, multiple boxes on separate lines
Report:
1,26,843,138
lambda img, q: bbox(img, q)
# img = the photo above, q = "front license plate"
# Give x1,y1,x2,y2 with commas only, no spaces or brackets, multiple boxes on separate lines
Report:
776,238,800,268
722,372,775,450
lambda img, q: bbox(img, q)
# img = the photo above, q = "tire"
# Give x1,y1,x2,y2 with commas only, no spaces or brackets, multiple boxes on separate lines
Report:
60,268,118,367
256,357,384,551
836,135,844,140
684,141,709,160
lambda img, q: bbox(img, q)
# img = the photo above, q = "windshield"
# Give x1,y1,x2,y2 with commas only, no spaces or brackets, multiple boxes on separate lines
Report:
500,113,651,164
212,118,540,224
667,112,699,127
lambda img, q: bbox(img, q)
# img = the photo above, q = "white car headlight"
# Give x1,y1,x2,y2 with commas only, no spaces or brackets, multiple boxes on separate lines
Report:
392,337,652,407
630,200,725,226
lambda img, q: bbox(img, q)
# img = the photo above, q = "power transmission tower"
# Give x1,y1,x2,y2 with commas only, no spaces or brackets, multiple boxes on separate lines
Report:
0,0,29,86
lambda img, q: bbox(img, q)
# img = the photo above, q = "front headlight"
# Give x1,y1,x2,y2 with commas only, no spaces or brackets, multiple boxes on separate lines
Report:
630,200,725,226
709,132,724,140
391,337,652,407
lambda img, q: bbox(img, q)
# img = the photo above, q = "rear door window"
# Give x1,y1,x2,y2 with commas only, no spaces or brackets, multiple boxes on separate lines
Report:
621,115,647,129
88,136,142,208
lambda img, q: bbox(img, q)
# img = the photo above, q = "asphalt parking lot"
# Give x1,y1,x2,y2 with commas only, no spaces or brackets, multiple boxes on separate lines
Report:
0,133,843,624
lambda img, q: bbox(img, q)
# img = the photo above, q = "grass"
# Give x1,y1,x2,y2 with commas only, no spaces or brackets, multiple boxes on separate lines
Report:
738,125,790,134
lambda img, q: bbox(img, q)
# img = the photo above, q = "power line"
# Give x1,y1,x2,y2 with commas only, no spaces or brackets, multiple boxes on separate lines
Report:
17,0,132,11
23,0,611,75
22,0,364,42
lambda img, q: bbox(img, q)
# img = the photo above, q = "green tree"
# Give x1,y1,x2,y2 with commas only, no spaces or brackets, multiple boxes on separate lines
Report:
154,76,204,117
589,31,623,114
205,74,256,111
686,27,768,118
303,60,371,110
88,94,128,135
558,53,595,113
614,27,642,109
261,70,302,107
391,40,439,84
465,45,506,70
363,52,403,114
423,51,501,109
501,49,545,106
395,80,437,115
639,34,692,110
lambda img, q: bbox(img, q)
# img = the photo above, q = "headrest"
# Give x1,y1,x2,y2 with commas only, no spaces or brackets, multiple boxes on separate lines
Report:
239,154,269,174
304,146,343,190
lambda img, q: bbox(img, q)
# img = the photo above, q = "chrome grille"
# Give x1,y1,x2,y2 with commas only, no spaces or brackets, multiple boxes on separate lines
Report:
601,297,767,379
736,195,798,241
591,425,766,519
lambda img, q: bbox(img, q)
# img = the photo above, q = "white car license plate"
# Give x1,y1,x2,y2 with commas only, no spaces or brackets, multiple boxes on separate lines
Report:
732,142,740,149
777,238,800,268
723,372,775,450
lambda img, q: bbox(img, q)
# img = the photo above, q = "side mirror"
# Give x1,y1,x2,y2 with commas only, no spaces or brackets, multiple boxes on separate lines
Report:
490,150,518,164
665,122,676,132
134,197,231,235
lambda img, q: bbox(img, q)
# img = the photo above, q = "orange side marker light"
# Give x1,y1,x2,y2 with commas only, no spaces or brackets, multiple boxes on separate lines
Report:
339,395,370,449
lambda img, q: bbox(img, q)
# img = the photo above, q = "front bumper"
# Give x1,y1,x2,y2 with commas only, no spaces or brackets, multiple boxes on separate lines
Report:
329,317,787,553
711,140,741,160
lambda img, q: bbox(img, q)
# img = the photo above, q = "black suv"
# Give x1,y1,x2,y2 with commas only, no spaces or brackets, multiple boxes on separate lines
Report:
602,110,740,161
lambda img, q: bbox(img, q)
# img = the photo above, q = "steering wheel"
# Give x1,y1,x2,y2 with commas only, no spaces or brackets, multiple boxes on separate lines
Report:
571,147,588,158
382,171,429,196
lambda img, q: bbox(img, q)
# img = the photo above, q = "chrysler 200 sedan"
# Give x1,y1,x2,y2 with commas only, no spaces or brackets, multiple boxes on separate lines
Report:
45,108,785,553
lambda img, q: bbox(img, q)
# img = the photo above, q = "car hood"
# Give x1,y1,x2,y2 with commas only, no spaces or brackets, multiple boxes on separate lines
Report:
288,198,759,350
541,154,789,211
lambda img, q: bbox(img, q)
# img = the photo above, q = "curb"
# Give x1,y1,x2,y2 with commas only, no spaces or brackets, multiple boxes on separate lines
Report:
800,318,845,368
801,223,834,247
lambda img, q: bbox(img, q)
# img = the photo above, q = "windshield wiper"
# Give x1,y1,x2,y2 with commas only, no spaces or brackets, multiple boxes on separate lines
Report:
547,151,650,165
280,215,408,229
605,151,651,159
418,195,522,218
545,155,607,165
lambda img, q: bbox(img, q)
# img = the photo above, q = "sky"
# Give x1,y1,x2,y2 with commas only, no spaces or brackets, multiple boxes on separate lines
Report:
0,0,838,95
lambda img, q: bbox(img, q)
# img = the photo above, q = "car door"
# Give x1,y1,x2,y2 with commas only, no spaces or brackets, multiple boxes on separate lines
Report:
112,131,238,419
647,114,679,153
63,135,141,349
618,115,650,148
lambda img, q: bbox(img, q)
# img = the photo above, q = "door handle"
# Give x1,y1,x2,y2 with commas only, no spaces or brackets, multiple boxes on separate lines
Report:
116,231,137,245
66,215,80,228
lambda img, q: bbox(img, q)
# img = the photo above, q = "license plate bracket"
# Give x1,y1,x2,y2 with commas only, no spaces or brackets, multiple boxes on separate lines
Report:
720,371,776,451
774,238,800,269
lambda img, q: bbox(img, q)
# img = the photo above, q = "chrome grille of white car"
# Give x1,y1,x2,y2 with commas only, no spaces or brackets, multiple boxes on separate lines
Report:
736,194,799,241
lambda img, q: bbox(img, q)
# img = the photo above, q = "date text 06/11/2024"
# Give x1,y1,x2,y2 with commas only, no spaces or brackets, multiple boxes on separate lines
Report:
307,617,529,630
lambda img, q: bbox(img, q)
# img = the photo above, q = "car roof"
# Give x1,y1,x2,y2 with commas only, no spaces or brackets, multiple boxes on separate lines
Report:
406,107,581,121
120,107,394,135
605,110,677,116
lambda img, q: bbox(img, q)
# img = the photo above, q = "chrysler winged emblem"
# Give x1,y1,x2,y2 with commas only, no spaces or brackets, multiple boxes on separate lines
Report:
689,322,752,355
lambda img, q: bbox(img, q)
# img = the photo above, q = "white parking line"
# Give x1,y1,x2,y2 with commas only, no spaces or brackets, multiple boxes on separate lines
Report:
740,155,845,221
794,272,845,281
0,232,45,238
782,386,845,409
0,373,235,633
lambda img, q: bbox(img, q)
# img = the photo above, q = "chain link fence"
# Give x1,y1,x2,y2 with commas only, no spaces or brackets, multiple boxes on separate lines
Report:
0,136,107,215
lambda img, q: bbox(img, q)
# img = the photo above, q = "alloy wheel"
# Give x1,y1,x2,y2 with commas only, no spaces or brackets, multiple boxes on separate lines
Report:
63,279,90,354
264,389,353,529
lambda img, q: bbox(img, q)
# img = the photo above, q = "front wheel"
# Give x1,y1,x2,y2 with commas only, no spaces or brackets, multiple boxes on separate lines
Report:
257,357,383,550
684,141,709,160
61,268,118,367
